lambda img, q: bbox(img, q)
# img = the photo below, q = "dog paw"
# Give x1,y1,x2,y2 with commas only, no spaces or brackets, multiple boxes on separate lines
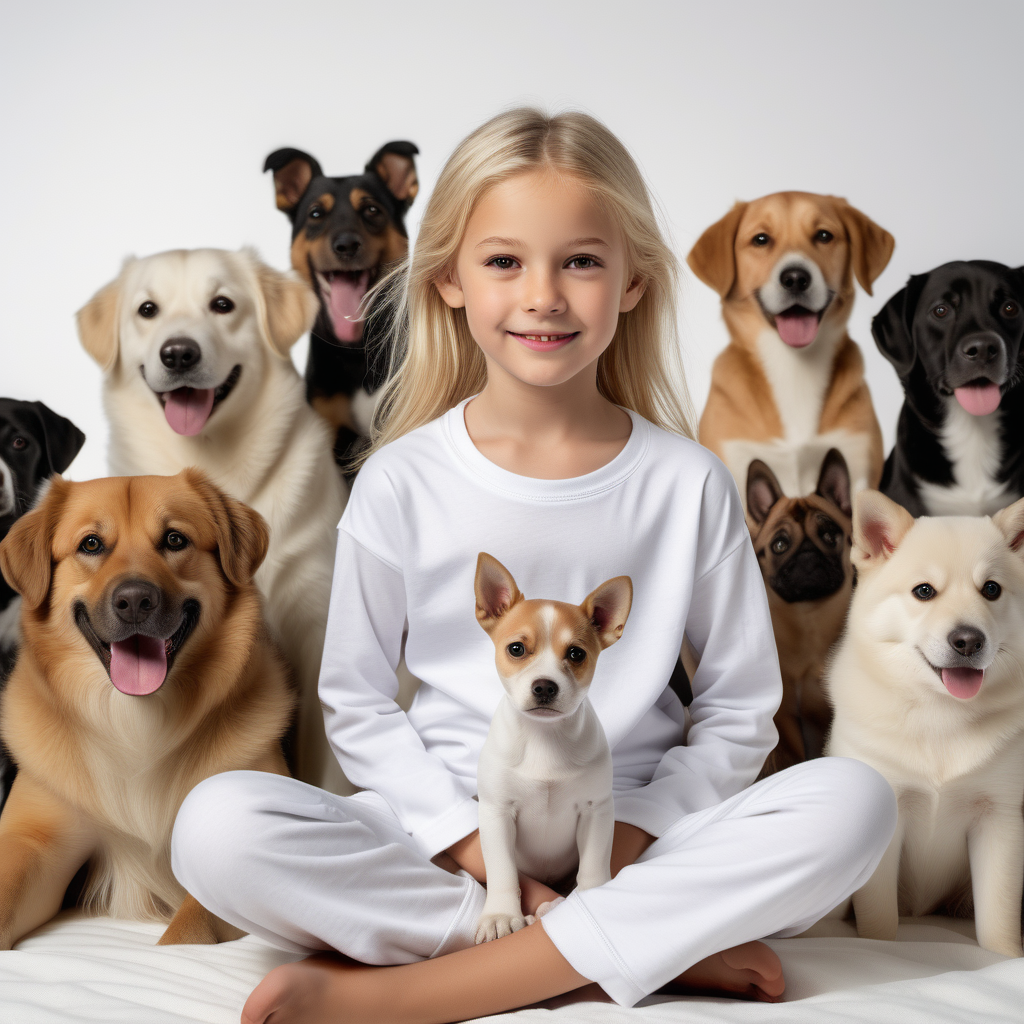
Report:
535,897,565,919
475,912,528,944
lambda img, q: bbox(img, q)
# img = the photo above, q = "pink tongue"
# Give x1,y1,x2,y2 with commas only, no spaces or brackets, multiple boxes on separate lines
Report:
954,383,1001,416
163,387,215,435
328,271,370,343
109,635,168,696
941,667,984,699
775,310,819,348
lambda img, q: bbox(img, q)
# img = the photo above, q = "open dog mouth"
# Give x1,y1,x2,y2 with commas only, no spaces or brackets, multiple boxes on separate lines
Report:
921,652,985,699
765,304,826,349
74,599,200,696
315,268,377,344
145,365,242,436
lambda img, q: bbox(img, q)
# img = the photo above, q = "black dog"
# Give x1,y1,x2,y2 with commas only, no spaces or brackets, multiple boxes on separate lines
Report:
0,398,85,803
873,261,1024,517
264,142,419,469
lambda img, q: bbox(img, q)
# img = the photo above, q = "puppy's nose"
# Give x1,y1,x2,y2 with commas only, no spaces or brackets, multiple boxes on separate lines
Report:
112,581,162,626
958,333,1004,367
780,265,811,294
948,626,985,658
532,679,559,703
160,337,202,371
332,233,362,260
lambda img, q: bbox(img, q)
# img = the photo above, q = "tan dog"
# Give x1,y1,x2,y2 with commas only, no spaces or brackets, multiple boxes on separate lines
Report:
689,192,893,501
0,470,293,949
746,449,853,774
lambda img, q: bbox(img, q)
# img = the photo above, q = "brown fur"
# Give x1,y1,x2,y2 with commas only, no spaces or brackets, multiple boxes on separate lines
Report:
0,471,294,949
311,393,356,433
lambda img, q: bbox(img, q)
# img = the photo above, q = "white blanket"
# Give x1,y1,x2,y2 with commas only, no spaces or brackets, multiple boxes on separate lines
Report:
0,913,1020,1024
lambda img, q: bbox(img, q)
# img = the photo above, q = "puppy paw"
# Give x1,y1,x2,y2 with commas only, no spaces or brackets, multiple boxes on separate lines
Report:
475,912,528,944
535,896,565,919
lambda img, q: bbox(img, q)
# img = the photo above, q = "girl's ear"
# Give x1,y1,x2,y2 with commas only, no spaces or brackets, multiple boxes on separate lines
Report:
619,274,646,313
475,553,522,633
434,271,466,309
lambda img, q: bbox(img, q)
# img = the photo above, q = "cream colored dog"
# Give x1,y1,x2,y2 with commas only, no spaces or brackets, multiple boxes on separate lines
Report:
76,248,347,793
826,490,1024,957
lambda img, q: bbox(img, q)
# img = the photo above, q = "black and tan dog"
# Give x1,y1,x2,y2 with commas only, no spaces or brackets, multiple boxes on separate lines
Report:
746,449,853,774
264,142,419,467
873,260,1024,517
0,470,293,947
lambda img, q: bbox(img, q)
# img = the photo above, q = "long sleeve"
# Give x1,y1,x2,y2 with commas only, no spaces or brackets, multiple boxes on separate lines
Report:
318,530,480,859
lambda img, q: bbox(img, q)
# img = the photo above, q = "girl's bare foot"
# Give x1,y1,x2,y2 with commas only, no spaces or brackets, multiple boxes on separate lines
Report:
662,940,785,1002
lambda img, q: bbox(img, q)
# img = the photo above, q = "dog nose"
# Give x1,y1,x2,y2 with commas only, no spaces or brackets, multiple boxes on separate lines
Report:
160,337,202,372
948,626,985,658
112,581,162,626
958,333,1004,367
780,265,811,293
332,233,362,260
532,679,559,702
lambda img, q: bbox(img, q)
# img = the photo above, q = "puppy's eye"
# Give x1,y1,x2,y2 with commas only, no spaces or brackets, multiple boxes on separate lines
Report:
308,205,323,220
11,436,27,451
820,530,837,548
164,531,189,551
912,583,936,601
138,301,159,318
506,642,525,658
771,533,790,554
752,233,771,247
981,580,1002,600
361,204,381,218
210,296,235,314
566,646,587,663
1002,300,1020,317
79,534,104,555
814,229,834,243
931,304,949,319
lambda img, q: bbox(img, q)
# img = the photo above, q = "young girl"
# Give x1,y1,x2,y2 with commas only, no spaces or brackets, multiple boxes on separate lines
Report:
171,108,896,1024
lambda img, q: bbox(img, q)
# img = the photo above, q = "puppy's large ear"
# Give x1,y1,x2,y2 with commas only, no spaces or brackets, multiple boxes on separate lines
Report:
367,141,420,211
0,477,69,609
183,468,269,586
836,200,894,295
871,273,927,378
815,449,852,519
581,576,633,650
263,148,322,221
993,496,1024,553
687,202,747,297
852,490,914,569
475,553,523,634
746,460,783,526
246,250,319,356
76,272,125,372
27,402,86,475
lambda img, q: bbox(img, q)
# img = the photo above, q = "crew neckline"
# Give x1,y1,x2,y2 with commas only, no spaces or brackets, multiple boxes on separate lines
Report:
442,397,650,501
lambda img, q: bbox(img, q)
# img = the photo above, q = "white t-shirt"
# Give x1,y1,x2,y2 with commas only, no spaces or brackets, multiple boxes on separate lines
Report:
319,399,781,858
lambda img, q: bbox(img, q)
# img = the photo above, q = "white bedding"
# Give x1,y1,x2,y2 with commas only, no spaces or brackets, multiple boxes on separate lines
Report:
0,912,1020,1024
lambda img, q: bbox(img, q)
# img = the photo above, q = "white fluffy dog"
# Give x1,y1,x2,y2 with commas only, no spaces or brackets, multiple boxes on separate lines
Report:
826,490,1024,957
77,248,348,793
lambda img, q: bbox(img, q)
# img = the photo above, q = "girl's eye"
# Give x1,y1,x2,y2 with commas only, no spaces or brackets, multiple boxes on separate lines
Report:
488,257,518,270
567,256,599,270
982,580,1002,600
932,304,949,319
771,534,790,554
507,642,526,658
210,296,235,314
164,530,189,550
752,233,771,247
566,646,586,663
11,437,27,451
79,534,104,554
814,229,834,243
138,301,159,318
912,583,936,601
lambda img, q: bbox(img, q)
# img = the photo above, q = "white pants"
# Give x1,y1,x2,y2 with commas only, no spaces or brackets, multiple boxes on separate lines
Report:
171,757,895,1007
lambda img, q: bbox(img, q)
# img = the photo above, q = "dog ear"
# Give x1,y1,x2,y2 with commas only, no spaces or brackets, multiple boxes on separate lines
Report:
687,202,747,297
76,273,124,372
871,273,927,378
183,468,269,586
26,402,86,475
581,576,633,650
993,496,1024,553
746,460,783,526
367,141,420,209
835,200,894,295
0,477,69,609
247,250,319,355
263,148,322,221
852,490,914,568
475,553,523,633
816,449,852,519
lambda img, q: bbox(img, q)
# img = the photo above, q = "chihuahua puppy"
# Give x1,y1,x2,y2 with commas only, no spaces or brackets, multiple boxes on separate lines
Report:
473,553,632,943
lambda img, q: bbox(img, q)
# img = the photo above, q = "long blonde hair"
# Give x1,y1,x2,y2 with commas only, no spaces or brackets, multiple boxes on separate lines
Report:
360,107,695,465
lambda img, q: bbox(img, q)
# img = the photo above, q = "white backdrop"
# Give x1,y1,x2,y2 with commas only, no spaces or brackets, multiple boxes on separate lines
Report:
2,0,1022,481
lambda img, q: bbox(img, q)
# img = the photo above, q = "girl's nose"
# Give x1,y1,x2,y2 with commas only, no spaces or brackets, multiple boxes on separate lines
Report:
522,270,567,315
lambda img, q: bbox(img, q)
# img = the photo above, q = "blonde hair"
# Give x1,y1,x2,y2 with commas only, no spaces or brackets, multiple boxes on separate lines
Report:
360,107,695,465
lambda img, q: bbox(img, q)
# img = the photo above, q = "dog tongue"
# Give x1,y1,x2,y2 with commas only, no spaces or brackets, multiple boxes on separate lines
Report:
954,383,1001,416
328,271,370,342
775,310,819,348
941,667,984,699
163,387,215,435
110,635,168,696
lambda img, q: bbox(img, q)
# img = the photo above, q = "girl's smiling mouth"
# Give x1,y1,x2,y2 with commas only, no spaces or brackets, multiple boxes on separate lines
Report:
507,331,579,351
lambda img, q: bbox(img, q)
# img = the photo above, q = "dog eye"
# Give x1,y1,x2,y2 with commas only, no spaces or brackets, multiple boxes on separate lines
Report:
814,229,834,243
820,530,837,548
912,583,936,601
1002,300,1020,317
138,301,159,318
981,580,1002,600
361,204,381,218
210,296,235,314
771,534,790,554
566,646,587,663
506,642,525,658
931,304,949,319
752,233,771,247
79,534,104,555
308,205,323,220
11,436,27,451
164,531,189,551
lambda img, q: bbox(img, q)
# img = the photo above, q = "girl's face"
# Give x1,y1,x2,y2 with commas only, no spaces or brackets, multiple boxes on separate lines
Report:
435,168,644,390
